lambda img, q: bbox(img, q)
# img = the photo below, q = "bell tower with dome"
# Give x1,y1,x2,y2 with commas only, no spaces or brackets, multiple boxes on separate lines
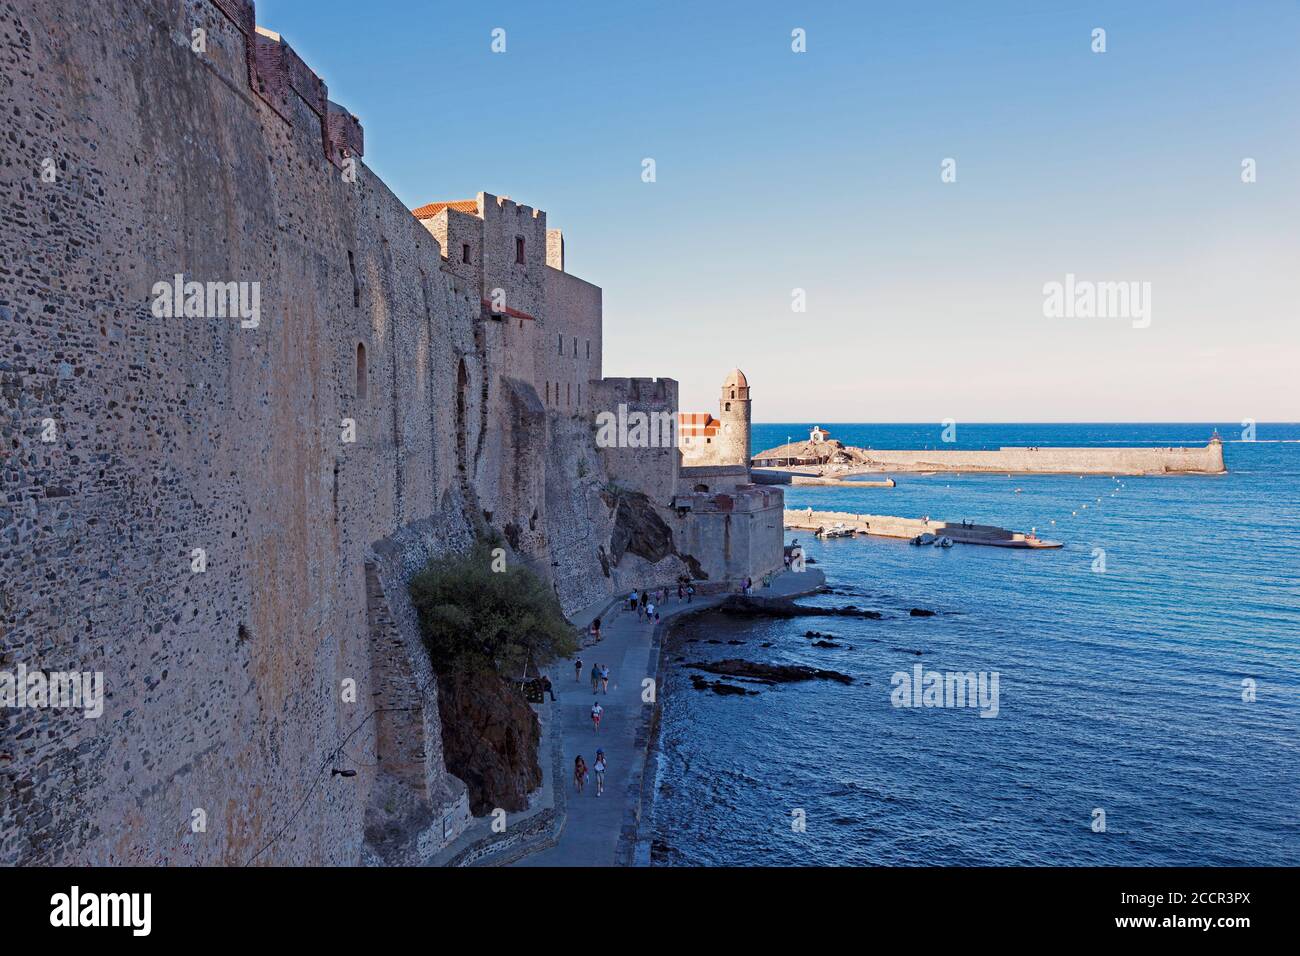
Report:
717,368,751,469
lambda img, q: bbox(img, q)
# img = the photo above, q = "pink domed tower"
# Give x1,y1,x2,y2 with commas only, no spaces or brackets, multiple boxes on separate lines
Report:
717,368,751,468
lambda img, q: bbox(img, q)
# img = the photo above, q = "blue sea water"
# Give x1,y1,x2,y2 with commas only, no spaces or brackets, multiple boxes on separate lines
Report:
650,423,1300,866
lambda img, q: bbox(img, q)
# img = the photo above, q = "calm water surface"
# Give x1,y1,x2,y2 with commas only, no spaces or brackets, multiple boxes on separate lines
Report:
650,423,1299,866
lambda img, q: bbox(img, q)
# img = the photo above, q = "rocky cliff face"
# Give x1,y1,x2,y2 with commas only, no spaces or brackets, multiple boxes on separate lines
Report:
435,670,542,816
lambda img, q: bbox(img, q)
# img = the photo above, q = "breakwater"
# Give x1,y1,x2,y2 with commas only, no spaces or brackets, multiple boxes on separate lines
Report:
784,509,1061,548
780,440,1225,476
852,441,1223,475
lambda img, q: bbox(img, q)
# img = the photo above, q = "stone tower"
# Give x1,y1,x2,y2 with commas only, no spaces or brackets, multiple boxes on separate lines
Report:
717,368,752,468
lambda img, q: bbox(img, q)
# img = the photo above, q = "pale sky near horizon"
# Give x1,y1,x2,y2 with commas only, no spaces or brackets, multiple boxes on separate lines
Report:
260,0,1299,422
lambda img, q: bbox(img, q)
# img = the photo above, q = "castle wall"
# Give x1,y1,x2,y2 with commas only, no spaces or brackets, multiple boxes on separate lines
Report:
0,0,483,865
542,266,602,414
589,378,680,505
421,207,482,291
0,0,787,867
671,488,786,584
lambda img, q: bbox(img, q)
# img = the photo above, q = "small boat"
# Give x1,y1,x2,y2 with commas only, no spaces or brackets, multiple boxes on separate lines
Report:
817,523,854,539
910,532,936,546
934,536,954,548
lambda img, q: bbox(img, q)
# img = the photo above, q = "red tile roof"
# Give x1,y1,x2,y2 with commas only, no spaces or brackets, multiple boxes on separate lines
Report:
411,199,479,220
679,412,720,437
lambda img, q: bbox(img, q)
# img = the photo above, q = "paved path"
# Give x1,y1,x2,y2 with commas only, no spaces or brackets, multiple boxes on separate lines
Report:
513,569,824,867
512,594,694,867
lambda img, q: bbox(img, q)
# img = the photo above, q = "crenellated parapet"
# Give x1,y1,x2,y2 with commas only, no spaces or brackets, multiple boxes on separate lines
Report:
207,0,363,169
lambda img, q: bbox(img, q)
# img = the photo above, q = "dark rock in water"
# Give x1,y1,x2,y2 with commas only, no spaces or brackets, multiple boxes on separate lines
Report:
706,639,723,645
760,642,774,648
673,656,686,662
719,595,882,620
726,639,746,645
436,670,541,816
688,658,852,685
890,647,925,656
909,608,937,617
709,681,754,696
811,640,842,648
689,673,758,695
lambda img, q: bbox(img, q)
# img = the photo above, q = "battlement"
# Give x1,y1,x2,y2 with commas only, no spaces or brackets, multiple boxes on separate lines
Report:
491,194,546,220
208,0,363,169
593,376,678,406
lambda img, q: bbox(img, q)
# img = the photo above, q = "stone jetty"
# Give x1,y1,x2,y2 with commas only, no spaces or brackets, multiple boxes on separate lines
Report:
754,433,1226,476
785,509,1062,549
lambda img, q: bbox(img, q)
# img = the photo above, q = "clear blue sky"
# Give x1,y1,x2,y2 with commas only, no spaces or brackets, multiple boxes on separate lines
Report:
260,0,1299,422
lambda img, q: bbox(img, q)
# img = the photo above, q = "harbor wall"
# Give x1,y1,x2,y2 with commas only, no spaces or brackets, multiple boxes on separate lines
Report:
851,442,1225,475
784,510,1035,545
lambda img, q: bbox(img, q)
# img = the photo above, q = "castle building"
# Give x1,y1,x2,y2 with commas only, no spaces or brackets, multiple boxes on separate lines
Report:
413,193,601,416
0,0,784,870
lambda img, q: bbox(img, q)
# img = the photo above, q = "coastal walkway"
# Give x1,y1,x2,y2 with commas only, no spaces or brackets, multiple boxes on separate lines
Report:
511,568,824,867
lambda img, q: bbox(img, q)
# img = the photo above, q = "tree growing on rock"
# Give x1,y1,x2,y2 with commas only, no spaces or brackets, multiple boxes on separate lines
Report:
409,538,576,677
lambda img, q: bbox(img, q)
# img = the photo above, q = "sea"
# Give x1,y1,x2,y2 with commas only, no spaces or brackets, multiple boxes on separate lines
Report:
649,423,1300,866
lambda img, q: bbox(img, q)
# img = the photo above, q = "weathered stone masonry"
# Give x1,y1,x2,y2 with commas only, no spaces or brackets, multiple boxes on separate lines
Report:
0,0,782,865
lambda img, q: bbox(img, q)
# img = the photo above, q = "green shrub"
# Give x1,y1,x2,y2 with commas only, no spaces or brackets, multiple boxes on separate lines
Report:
409,539,577,676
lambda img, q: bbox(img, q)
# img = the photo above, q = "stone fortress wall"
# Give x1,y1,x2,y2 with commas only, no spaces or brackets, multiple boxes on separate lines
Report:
0,0,782,866
588,377,680,503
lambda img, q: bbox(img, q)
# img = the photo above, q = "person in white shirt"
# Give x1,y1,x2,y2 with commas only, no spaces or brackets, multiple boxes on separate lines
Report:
593,750,607,796
591,701,603,732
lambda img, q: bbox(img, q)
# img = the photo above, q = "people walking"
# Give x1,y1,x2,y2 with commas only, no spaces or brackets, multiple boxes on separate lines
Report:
646,600,656,624
574,755,588,793
591,700,603,733
589,617,601,642
628,590,638,612
593,750,607,797
590,662,600,693
600,664,610,694
574,657,583,682
542,674,556,701
686,584,694,603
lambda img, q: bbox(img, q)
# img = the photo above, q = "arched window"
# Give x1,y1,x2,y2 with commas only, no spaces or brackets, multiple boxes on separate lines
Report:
356,343,367,399
724,402,731,412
